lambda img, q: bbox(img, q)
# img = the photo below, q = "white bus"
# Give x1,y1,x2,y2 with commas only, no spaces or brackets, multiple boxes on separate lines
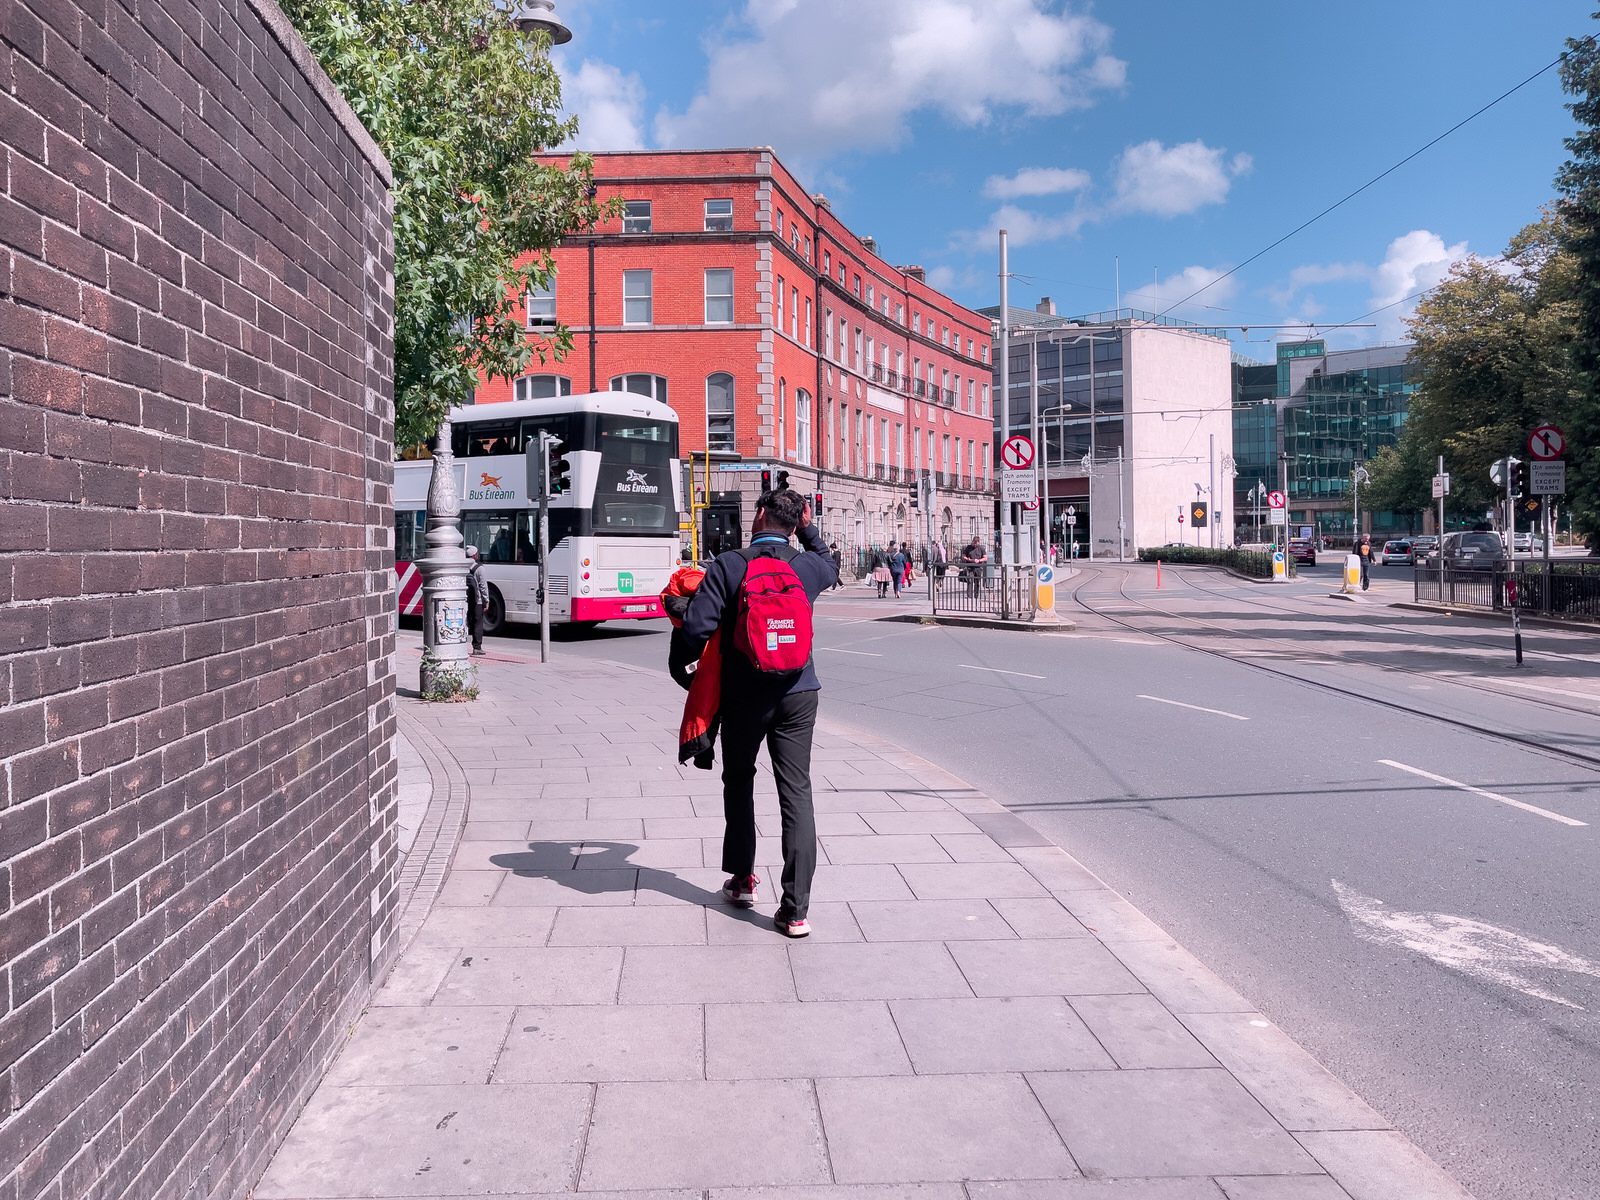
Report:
395,391,682,634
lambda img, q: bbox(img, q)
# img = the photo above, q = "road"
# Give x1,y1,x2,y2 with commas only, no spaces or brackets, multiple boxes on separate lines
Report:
490,559,1600,1200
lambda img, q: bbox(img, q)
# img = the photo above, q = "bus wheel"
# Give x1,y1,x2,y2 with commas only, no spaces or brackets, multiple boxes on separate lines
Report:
481,586,506,637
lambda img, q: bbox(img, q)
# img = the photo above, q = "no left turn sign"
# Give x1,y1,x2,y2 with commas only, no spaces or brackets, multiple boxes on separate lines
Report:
1001,435,1035,470
1528,425,1565,460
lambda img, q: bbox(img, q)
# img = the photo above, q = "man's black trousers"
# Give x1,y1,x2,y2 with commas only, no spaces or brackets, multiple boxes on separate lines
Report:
720,688,819,919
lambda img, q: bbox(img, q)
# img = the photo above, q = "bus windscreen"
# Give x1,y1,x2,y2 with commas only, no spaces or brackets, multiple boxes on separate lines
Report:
592,415,678,534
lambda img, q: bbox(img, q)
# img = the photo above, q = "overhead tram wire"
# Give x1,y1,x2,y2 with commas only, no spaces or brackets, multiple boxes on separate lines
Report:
1156,35,1598,322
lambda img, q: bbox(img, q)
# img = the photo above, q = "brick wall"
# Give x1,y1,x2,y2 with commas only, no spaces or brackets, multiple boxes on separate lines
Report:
0,0,396,1197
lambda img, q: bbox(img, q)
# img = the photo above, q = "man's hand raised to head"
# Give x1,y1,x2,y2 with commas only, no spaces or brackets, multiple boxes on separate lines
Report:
800,500,813,528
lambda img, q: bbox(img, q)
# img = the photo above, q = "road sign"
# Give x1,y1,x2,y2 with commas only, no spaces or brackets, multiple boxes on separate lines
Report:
1268,508,1286,526
1066,505,1076,516
1530,460,1566,495
1022,496,1040,511
1431,473,1450,499
1001,471,1035,503
1000,435,1035,470
1037,563,1054,584
1191,502,1208,528
1267,490,1286,509
1066,514,1077,525
1528,425,1565,460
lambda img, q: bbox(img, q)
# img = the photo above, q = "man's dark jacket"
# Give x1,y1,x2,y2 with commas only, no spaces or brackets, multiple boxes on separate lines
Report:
676,522,838,697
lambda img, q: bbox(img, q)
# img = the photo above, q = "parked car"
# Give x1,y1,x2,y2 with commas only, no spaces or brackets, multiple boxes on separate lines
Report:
1511,532,1545,554
1438,530,1509,571
1410,535,1439,559
1288,538,1317,566
1380,539,1414,565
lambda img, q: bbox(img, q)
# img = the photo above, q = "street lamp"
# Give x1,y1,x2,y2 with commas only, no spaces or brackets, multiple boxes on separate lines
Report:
1041,402,1071,555
511,0,573,43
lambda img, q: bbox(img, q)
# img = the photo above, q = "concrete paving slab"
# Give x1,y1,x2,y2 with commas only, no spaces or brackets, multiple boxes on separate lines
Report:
488,868,638,907
522,818,646,841
889,996,1114,1073
1057,891,1172,942
432,946,623,1006
1067,994,1217,1070
452,840,578,872
817,1073,1079,1183
947,939,1144,997
932,833,1013,862
1029,1068,1318,1179
371,943,457,1007
859,811,982,836
579,1079,831,1189
548,905,707,947
969,1182,1226,1200
1217,1177,1352,1200
762,811,875,837
434,870,504,906
647,816,731,839
848,899,1015,942
494,1003,703,1082
713,1186,965,1200
460,820,533,841
631,867,743,905
991,898,1093,939
808,863,917,901
620,944,797,1003
1103,940,1253,1014
589,795,699,819
414,906,556,948
573,838,706,871
1296,1130,1475,1200
1009,846,1104,891
706,1000,912,1079
897,862,1051,900
252,1082,591,1197
789,941,972,1001
323,1006,514,1087
821,834,954,865
1181,1012,1390,1132
706,902,864,944
965,810,1055,848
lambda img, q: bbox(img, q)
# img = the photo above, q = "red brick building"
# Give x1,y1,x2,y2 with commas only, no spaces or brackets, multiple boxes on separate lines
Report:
476,149,996,557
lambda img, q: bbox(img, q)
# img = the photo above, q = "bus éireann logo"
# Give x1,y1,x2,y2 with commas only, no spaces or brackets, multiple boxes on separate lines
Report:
480,472,502,487
617,469,658,495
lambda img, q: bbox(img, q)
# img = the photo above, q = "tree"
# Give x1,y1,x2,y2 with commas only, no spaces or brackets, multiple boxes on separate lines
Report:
281,0,611,447
1363,435,1432,533
1557,18,1600,546
1404,213,1581,528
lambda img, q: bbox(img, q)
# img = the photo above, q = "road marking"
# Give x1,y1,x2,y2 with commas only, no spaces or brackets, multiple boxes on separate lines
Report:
960,664,1046,680
1378,759,1586,827
817,646,883,657
1333,880,1600,1009
1493,678,1600,704
1136,694,1249,721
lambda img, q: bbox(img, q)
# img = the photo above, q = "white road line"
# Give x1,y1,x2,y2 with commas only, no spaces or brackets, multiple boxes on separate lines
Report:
1493,678,1600,704
1379,759,1587,827
1136,694,1250,721
817,646,883,657
960,664,1046,680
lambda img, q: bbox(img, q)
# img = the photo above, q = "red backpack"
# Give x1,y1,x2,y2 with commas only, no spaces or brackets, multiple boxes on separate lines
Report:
732,547,813,674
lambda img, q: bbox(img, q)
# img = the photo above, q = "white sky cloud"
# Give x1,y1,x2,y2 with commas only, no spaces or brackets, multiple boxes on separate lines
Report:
1121,265,1239,320
1371,229,1468,341
655,0,1125,162
556,59,648,151
954,203,1093,253
1112,139,1250,217
983,167,1092,200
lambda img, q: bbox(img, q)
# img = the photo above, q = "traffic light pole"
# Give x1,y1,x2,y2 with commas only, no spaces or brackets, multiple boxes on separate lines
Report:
537,431,555,665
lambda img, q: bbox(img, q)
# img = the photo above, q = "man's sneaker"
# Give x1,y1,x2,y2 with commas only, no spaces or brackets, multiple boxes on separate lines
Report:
721,873,759,907
774,912,811,938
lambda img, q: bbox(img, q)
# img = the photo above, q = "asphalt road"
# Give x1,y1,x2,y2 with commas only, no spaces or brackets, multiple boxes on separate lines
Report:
496,561,1600,1200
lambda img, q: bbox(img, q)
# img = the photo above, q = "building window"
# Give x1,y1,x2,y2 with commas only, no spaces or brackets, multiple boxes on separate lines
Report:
913,313,922,335
526,275,556,329
823,249,831,274
706,373,735,452
866,283,875,307
803,236,812,261
704,198,733,232
803,297,812,346
778,379,787,461
896,303,904,324
790,285,799,340
515,374,571,401
838,317,848,364
837,263,846,285
622,270,652,325
824,309,834,357
623,200,651,234
776,277,785,330
852,273,861,297
796,389,812,464
776,211,785,237
705,268,734,324
610,373,668,405
853,327,863,373
966,378,975,410
966,337,974,357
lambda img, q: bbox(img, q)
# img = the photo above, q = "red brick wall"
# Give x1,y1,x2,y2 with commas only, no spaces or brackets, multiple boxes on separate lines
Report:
0,1,396,1197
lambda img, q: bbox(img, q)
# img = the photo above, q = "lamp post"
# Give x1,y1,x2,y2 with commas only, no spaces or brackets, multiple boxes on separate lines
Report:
510,0,573,42
1041,403,1071,556
419,419,476,696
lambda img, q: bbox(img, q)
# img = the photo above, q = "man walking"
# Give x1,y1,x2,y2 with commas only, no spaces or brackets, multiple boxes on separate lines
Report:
465,544,488,656
960,535,987,598
1357,533,1373,590
680,489,838,938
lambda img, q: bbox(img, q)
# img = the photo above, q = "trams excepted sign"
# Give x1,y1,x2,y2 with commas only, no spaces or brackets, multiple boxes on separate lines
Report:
1000,434,1036,503
1530,460,1566,495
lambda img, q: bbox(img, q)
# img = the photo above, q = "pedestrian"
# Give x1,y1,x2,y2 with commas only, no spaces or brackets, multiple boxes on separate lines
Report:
1358,533,1372,590
678,488,838,938
933,538,948,579
464,544,488,656
901,543,916,591
829,541,843,590
870,545,892,598
960,535,987,598
888,543,908,598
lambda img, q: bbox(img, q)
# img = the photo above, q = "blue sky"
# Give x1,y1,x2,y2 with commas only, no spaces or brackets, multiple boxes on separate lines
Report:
550,0,1595,360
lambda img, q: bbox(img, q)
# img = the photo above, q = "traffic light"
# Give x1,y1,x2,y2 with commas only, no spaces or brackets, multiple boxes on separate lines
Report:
813,491,824,514
760,468,772,492
1507,458,1522,497
546,438,571,496
776,470,790,491
1191,502,1209,528
908,482,919,510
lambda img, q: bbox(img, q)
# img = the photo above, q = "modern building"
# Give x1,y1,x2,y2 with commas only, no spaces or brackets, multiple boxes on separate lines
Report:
475,149,997,559
1232,340,1419,541
980,301,1234,556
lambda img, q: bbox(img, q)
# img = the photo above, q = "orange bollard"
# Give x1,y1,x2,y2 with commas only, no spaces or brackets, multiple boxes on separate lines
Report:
1156,559,1162,588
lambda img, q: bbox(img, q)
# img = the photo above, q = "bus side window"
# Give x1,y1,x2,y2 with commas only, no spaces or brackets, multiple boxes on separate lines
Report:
516,512,538,563
395,510,424,561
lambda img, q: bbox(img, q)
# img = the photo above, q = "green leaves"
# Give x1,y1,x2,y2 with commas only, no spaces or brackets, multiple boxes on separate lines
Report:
281,0,611,448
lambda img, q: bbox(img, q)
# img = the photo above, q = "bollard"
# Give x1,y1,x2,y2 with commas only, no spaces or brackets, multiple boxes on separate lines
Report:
419,419,477,697
1156,559,1162,588
1342,553,1361,594
1507,579,1523,667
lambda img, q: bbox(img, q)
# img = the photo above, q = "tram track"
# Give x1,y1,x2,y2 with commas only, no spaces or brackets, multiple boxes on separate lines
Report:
1068,563,1600,773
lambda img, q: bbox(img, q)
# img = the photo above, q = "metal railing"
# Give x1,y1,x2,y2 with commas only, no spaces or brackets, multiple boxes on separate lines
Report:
1414,562,1600,618
930,563,1036,621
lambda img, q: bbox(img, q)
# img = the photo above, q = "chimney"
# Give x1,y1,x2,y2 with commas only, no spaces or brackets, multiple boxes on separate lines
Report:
902,265,925,282
1036,297,1055,316
811,193,831,210
862,236,877,255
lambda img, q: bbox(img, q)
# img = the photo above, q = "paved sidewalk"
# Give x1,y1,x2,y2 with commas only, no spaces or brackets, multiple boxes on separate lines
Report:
255,634,1472,1200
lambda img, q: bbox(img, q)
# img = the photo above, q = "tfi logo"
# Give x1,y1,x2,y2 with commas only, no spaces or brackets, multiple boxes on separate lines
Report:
617,572,635,594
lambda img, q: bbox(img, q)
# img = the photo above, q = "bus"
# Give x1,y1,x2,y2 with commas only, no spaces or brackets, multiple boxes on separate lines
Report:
395,391,682,635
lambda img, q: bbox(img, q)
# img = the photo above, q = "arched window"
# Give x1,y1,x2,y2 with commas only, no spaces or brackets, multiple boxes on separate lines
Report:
706,373,735,452
515,374,571,402
795,389,812,465
610,373,669,405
